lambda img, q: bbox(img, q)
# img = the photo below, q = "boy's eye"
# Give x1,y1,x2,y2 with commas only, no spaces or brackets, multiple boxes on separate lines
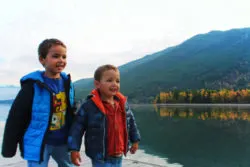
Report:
52,55,59,58
116,80,120,83
52,54,67,59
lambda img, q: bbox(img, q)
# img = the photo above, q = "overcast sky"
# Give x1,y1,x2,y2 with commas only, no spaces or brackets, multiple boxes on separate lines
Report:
0,0,249,85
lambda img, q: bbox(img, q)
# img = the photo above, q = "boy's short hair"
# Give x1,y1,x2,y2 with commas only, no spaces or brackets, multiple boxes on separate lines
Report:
38,38,66,59
94,64,119,81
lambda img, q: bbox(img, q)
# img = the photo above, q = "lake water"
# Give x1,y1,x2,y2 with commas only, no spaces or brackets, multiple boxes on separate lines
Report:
1,103,250,167
132,104,250,167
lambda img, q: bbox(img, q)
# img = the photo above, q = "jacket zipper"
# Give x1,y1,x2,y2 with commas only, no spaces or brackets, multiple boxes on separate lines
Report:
114,105,116,155
124,102,129,156
103,116,106,159
64,75,72,127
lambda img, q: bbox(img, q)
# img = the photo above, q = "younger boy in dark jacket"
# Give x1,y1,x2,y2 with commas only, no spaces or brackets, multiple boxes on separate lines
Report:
68,64,141,167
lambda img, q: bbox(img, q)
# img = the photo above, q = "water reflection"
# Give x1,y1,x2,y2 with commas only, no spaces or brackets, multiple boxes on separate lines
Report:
132,105,250,167
154,105,250,121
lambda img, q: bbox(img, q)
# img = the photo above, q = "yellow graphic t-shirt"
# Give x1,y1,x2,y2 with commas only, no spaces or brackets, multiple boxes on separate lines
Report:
50,92,67,131
43,76,69,145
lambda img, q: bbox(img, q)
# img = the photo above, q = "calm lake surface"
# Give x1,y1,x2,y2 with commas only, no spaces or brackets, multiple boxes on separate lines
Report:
131,104,250,167
1,103,250,167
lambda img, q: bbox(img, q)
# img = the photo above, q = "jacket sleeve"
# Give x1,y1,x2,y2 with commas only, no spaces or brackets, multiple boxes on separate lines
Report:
127,103,141,143
68,102,88,151
1,82,33,157
68,75,77,114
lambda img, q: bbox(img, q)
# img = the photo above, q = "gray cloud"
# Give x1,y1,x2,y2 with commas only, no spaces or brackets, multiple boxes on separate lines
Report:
1,0,250,85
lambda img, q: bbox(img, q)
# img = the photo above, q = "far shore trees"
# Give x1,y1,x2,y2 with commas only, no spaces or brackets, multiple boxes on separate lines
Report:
154,89,250,104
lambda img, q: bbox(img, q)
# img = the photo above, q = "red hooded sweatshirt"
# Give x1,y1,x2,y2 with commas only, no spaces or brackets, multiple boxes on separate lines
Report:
90,89,128,156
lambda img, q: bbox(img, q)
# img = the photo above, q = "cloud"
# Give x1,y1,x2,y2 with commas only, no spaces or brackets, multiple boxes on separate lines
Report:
1,0,250,85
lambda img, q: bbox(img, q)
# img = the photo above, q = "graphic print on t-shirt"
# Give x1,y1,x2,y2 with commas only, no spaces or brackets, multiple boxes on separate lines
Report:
50,92,67,131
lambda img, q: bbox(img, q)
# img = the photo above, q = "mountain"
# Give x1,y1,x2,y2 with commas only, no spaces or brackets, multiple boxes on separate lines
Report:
0,85,19,88
74,28,250,103
0,87,20,100
0,99,14,104
119,46,175,73
74,78,94,101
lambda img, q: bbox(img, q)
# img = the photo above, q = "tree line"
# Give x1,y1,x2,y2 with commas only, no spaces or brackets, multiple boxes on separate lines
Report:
153,89,250,103
154,106,250,121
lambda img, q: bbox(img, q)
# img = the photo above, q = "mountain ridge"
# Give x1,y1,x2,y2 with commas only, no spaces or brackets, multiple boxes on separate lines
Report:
74,27,250,103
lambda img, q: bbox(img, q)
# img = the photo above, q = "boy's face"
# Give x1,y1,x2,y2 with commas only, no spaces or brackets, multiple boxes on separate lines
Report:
94,69,120,100
39,45,67,78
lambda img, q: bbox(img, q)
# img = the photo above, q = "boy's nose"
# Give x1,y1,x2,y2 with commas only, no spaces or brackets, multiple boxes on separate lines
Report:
59,57,66,62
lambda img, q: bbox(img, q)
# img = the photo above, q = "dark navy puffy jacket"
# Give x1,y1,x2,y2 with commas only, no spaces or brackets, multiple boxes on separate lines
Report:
68,95,141,161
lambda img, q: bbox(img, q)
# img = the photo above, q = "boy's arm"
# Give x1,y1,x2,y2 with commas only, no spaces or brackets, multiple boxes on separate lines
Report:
2,82,33,157
68,103,88,152
127,104,141,143
127,103,141,154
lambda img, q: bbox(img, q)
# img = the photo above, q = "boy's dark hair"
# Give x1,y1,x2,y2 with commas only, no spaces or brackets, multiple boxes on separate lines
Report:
94,64,119,81
38,38,66,58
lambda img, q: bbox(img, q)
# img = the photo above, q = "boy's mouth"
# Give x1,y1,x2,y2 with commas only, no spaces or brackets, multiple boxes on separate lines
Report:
56,63,65,68
110,88,118,92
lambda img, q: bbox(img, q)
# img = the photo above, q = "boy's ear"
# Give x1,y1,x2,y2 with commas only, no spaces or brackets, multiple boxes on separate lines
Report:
39,56,45,66
94,80,100,88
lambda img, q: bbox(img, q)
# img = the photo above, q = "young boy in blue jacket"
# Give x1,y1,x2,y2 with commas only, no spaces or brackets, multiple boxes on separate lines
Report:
68,64,141,167
1,38,75,167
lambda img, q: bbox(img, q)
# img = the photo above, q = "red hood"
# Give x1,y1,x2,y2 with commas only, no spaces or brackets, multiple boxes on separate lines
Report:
90,89,126,114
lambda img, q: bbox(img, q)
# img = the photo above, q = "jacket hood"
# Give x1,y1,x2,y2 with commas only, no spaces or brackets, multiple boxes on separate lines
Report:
20,70,69,84
90,89,126,115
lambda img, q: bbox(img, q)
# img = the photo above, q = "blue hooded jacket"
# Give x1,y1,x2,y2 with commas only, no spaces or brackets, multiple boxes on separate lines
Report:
1,71,75,162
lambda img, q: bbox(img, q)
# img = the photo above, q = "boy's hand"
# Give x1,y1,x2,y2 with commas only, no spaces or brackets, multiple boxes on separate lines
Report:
129,142,139,154
70,151,82,166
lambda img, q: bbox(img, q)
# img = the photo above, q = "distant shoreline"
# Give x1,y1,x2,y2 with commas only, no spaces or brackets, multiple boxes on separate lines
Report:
131,103,250,107
0,99,14,104
2,101,250,106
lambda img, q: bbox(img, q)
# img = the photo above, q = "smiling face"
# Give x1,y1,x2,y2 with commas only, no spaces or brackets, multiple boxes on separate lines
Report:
39,44,67,78
94,69,120,101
